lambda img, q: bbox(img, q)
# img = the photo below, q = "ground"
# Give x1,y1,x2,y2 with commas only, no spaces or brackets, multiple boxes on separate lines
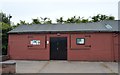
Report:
3,60,118,73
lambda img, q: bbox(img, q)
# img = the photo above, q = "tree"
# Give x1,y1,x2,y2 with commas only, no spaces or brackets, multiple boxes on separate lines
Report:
108,16,115,20
15,14,115,25
56,17,64,24
16,20,30,25
0,12,12,55
99,15,108,21
66,16,77,23
32,18,41,24
92,14,100,22
2,22,12,55
75,16,81,23
31,17,52,24
91,14,115,22
0,12,12,24
40,17,52,24
19,20,28,25
81,19,89,23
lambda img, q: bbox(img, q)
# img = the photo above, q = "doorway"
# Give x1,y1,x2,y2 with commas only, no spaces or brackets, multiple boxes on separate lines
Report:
50,37,67,60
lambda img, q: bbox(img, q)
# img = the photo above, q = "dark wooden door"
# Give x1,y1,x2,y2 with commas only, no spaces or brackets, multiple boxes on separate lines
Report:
50,37,67,60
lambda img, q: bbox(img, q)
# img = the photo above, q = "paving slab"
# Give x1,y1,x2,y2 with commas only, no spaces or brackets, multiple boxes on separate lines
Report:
39,61,118,73
5,60,48,73
4,60,118,73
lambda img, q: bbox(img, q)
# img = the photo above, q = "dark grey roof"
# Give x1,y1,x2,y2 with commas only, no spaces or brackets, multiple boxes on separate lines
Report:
8,20,119,33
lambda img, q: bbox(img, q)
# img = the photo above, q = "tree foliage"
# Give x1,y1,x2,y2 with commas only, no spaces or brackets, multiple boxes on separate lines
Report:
56,14,115,24
91,14,115,22
2,22,12,55
40,17,52,24
0,12,12,24
0,12,12,55
56,17,64,24
64,16,81,23
16,14,115,25
31,17,52,24
32,18,41,24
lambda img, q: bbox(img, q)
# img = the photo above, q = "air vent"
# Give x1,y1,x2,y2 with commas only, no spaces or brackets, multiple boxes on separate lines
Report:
105,24,112,30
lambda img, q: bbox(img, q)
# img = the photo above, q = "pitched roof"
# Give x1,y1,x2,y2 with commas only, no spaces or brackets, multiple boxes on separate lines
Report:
8,20,119,33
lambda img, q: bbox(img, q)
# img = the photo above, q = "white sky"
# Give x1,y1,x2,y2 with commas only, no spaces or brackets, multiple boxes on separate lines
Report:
1,0,120,24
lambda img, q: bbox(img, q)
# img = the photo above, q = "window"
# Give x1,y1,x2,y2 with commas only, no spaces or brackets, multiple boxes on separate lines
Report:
76,38,85,45
30,40,40,45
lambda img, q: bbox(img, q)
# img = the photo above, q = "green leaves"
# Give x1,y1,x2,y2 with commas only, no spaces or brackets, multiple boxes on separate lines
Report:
16,14,115,25
0,12,12,24
91,14,115,22
56,14,115,24
32,18,41,24
0,12,12,55
1,22,11,30
56,17,64,24
1,22,12,55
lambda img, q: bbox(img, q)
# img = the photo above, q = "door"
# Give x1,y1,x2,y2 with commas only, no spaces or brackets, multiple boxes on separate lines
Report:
50,37,67,60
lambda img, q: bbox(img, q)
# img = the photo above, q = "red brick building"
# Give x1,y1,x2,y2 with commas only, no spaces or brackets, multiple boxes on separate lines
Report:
8,20,119,61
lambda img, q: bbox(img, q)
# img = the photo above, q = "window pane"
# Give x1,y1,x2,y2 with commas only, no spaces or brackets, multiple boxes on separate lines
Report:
76,38,85,45
30,40,41,45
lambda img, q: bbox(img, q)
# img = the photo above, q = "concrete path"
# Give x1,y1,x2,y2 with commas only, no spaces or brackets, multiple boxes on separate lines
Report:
4,60,118,73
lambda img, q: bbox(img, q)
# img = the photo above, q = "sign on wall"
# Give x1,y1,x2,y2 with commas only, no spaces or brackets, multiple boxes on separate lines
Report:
30,40,40,45
76,38,85,45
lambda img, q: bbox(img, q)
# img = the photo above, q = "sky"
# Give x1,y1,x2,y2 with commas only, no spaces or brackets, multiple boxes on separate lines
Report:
1,0,120,24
